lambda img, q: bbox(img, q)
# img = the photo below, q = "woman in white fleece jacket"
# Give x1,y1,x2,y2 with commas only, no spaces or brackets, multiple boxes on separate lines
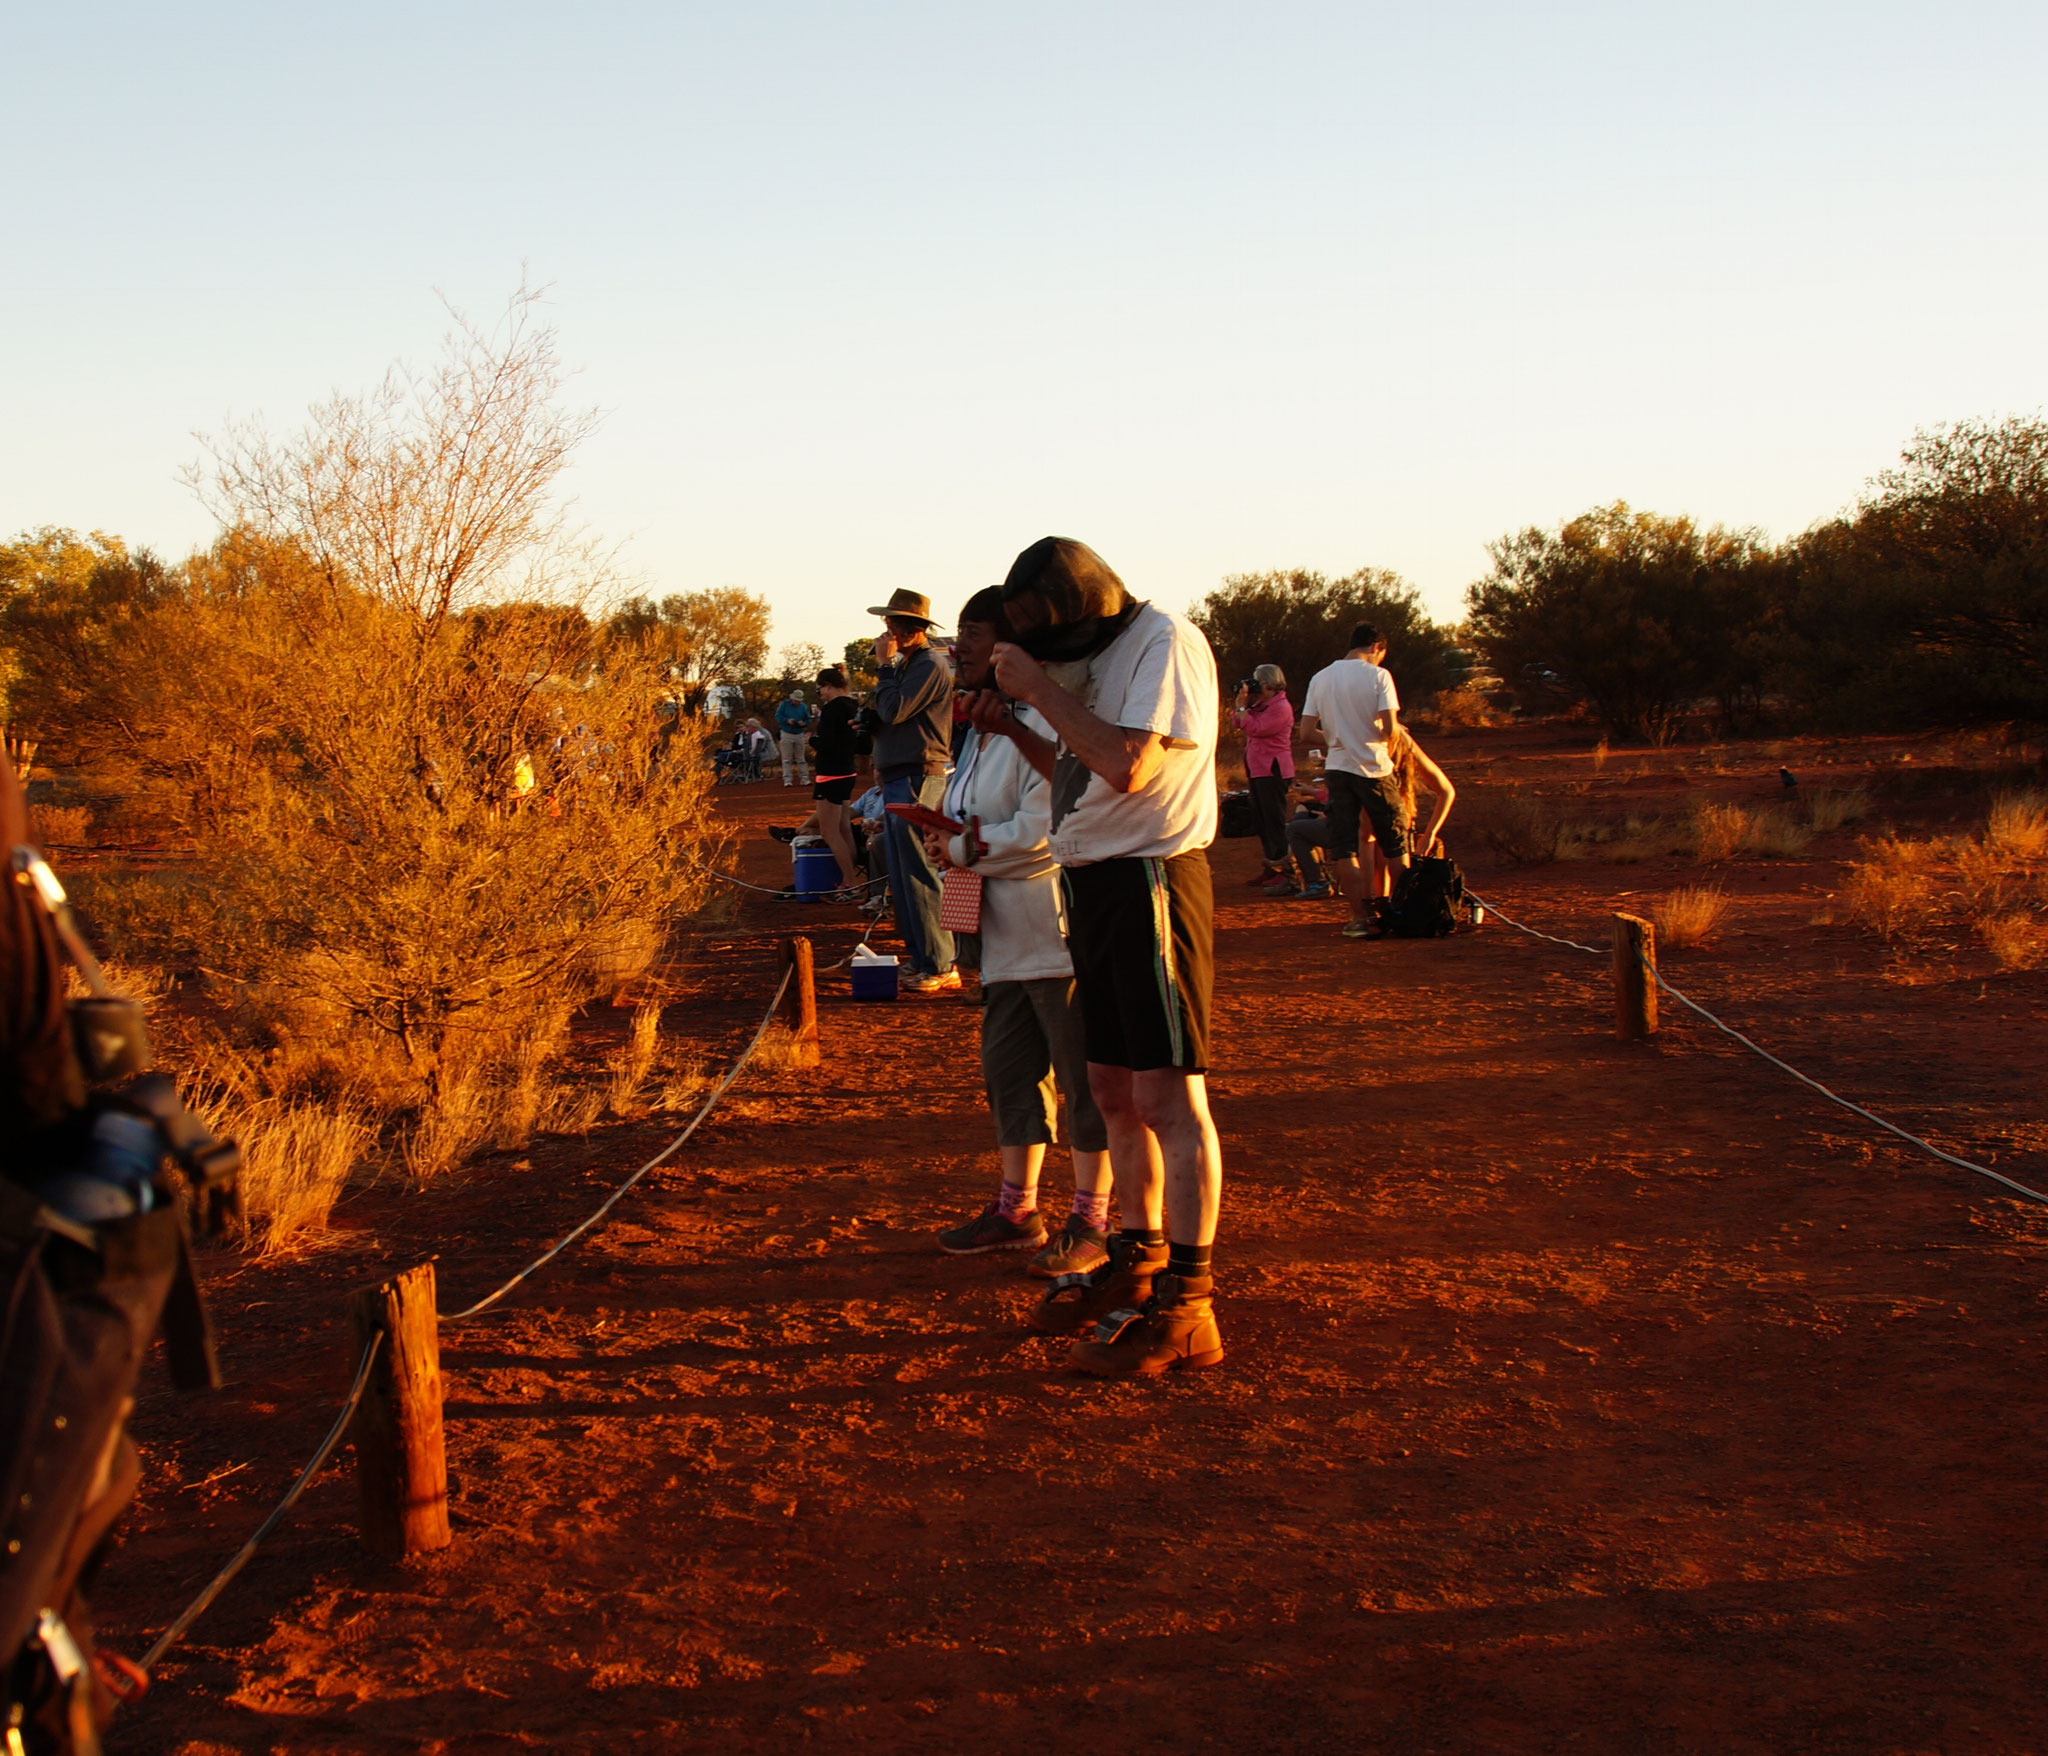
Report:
932,590,1113,1276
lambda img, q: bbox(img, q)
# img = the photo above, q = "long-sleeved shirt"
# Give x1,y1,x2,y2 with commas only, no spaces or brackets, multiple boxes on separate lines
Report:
1233,692,1296,781
871,644,954,781
942,710,1072,984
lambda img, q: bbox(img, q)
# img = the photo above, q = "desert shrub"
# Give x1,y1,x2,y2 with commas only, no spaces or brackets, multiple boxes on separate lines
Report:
1743,807,1814,858
1426,681,1507,729
230,1098,373,1253
1651,885,1731,949
606,998,664,1118
1805,786,1872,833
1476,791,1561,864
1986,790,2048,859
1979,913,2048,970
31,804,91,846
1687,803,1751,862
1844,856,1927,943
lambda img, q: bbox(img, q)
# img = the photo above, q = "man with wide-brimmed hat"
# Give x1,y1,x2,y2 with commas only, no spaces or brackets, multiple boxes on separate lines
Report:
866,588,959,992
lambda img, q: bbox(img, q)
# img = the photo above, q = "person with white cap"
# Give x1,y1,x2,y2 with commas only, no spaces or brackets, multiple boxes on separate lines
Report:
866,588,959,993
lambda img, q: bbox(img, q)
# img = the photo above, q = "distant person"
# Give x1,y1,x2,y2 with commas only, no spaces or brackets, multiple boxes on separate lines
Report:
1265,774,1333,898
774,686,816,787
979,536,1226,1377
866,589,958,992
809,668,862,895
1232,663,1294,887
1298,624,1406,938
932,588,1114,1273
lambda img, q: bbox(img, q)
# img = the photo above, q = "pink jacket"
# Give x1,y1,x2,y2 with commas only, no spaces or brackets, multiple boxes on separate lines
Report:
1234,693,1295,781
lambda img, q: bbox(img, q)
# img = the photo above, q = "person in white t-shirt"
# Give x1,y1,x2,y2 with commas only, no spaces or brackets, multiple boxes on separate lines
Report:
1299,624,1410,938
975,536,1226,1378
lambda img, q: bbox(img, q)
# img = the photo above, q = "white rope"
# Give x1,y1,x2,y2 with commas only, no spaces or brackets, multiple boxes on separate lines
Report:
439,965,796,1322
140,1330,385,1674
1465,886,2048,1207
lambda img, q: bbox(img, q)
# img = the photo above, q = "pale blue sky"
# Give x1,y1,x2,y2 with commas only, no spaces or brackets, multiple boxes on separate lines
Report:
5,2,2045,656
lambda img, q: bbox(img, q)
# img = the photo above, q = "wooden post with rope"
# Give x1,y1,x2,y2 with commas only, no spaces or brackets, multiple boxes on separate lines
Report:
346,1261,451,1558
778,936,820,1067
1611,912,1658,1040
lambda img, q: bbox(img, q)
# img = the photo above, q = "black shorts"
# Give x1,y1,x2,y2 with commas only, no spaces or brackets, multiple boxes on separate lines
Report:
813,774,856,804
1061,852,1214,1074
1324,770,1409,860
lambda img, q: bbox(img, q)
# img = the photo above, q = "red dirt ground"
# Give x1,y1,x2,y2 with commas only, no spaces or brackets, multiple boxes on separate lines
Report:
96,729,2048,1754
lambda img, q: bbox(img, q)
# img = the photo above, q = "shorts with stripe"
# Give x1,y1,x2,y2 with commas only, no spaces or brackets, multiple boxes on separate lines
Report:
1061,852,1214,1074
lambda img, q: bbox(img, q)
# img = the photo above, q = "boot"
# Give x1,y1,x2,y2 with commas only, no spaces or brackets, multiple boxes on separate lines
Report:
1028,1237,1166,1336
1066,1272,1223,1376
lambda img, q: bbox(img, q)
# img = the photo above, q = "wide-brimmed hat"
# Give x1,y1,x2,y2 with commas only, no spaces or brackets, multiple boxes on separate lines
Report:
866,588,942,627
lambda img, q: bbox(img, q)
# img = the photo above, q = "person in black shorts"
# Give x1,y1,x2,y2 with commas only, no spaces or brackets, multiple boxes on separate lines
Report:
975,536,1227,1377
809,667,862,897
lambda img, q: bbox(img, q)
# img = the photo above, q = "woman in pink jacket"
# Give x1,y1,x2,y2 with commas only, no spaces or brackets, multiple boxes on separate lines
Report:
1232,663,1295,885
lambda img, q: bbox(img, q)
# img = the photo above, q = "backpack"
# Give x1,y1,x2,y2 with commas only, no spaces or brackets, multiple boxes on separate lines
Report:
1218,789,1258,839
1374,854,1465,938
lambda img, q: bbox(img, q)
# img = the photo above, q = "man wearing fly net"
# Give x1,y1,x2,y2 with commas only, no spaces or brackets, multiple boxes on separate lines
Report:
963,537,1226,1375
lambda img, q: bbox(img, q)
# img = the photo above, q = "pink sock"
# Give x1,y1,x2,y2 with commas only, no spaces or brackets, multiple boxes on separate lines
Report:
997,1182,1037,1223
1070,1188,1111,1232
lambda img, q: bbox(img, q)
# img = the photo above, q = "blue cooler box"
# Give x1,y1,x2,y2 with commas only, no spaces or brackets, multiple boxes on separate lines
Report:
850,952,899,1000
792,836,842,899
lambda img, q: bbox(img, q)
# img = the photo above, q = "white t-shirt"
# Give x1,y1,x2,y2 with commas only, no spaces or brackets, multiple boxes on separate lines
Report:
1047,604,1219,866
1302,657,1400,779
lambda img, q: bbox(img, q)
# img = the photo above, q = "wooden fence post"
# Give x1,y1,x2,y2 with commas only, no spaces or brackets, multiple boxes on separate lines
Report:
346,1261,451,1559
778,936,820,1067
1611,912,1658,1040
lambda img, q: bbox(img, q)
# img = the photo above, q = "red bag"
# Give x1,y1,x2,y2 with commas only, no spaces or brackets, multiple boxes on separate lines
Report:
939,866,983,934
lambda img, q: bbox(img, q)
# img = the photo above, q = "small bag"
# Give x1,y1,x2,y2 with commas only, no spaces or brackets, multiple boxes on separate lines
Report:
939,865,983,934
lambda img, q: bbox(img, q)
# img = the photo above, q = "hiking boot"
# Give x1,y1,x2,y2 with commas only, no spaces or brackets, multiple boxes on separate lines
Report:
1028,1237,1167,1334
1029,1213,1110,1280
902,969,962,994
939,1202,1048,1255
1066,1272,1223,1377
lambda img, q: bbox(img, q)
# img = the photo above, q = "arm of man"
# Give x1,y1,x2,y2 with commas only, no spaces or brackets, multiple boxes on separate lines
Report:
1297,712,1327,750
964,691,1057,780
990,643,1168,794
875,648,951,726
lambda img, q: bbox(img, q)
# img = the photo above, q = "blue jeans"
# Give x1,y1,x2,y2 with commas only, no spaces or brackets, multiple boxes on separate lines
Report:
881,771,955,978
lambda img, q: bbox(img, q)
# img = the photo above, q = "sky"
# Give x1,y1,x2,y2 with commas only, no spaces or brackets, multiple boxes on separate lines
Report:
5,1,2047,659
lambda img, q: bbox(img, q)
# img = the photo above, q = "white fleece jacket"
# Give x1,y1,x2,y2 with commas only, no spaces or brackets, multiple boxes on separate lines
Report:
941,710,1073,984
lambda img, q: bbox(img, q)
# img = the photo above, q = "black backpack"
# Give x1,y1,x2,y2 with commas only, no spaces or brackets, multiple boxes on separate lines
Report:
1374,854,1465,938
1218,789,1257,839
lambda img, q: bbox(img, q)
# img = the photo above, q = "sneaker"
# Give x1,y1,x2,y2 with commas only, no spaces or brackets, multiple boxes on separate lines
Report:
1341,918,1375,938
1242,865,1285,887
902,969,962,994
1030,1213,1110,1280
939,1202,1048,1255
1028,1237,1167,1334
1297,881,1332,900
1261,878,1299,897
769,825,800,843
1066,1272,1223,1376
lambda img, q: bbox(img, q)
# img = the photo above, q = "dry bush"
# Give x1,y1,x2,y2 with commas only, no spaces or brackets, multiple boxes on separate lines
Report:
32,804,92,846
1805,786,1871,833
1843,844,1934,943
1651,885,1732,949
1687,802,1751,862
1979,913,2048,971
230,1099,372,1253
1986,790,2048,860
1743,807,1813,858
658,1058,713,1113
1476,791,1561,864
1427,682,1506,729
606,998,664,1118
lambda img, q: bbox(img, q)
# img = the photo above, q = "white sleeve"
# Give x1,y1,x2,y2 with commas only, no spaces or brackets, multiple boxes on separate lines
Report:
1113,620,1212,748
1381,669,1401,713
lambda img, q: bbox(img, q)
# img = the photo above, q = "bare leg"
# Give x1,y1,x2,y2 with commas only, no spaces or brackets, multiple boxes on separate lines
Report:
1332,850,1371,924
1087,1063,1164,1233
815,799,857,892
1068,1146,1111,1197
1130,1070,1223,1247
1000,1142,1046,1198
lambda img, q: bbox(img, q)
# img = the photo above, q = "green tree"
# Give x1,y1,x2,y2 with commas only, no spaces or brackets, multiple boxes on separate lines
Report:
1189,568,1462,709
607,586,771,709
1465,503,1777,743
1782,417,2048,729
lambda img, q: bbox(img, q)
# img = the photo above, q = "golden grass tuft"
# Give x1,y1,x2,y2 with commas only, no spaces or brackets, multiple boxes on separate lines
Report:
1687,803,1751,862
1986,790,2048,860
606,998,665,1118
1978,913,2048,971
1651,885,1732,950
231,1098,372,1253
32,804,93,846
1805,785,1871,833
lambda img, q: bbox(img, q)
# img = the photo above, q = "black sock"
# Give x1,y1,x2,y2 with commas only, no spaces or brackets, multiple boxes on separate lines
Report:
1168,1241,1213,1281
1122,1225,1166,1250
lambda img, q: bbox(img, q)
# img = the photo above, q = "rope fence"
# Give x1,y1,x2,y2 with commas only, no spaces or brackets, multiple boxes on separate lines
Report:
1465,886,2048,1208
139,950,804,1677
